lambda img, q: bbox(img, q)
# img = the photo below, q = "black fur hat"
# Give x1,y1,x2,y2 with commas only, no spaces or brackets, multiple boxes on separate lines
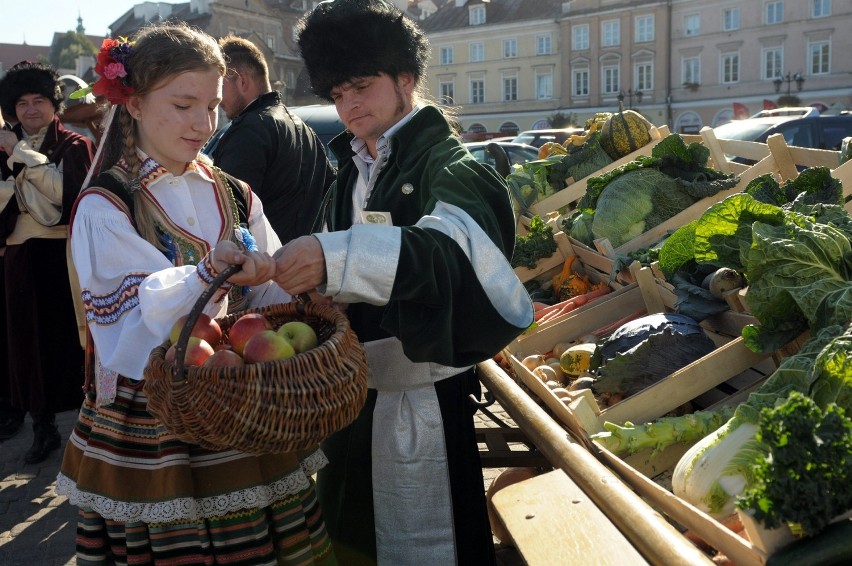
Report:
297,0,429,101
0,60,63,120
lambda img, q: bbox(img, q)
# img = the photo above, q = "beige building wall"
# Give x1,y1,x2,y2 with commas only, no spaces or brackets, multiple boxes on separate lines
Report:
422,0,852,135
559,0,671,132
669,0,851,133
427,17,563,134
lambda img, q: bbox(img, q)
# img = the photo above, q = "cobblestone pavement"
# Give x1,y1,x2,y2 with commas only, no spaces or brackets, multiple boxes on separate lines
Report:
1,398,529,565
0,410,77,566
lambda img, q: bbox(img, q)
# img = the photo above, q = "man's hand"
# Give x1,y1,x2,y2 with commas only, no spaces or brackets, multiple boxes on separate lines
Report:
211,240,276,286
273,235,327,295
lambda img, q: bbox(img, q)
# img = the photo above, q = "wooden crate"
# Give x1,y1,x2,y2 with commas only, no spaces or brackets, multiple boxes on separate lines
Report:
512,230,574,284
572,130,844,275
521,125,670,223
505,266,777,440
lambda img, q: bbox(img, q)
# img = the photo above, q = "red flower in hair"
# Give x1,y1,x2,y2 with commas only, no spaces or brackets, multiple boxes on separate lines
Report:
91,38,135,105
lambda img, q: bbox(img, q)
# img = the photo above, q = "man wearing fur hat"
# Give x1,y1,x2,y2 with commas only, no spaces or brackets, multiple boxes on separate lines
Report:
274,1,534,563
0,61,93,463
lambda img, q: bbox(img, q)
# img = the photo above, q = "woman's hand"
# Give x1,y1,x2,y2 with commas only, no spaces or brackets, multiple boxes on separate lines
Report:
212,240,276,287
273,236,327,295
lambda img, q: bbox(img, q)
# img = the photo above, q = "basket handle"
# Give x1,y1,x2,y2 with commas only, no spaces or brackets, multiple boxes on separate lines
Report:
172,263,241,383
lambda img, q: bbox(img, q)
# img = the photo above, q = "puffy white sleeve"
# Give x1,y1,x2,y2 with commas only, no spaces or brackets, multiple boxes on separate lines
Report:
71,192,228,381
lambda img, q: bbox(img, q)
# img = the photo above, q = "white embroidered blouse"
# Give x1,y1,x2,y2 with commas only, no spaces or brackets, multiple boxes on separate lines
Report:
70,156,290,405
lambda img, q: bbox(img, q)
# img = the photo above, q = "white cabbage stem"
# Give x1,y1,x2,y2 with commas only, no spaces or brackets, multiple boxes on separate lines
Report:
672,419,761,519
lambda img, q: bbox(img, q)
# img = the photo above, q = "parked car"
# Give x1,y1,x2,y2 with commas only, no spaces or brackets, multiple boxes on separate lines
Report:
512,128,584,148
713,110,852,152
289,104,346,166
463,141,539,175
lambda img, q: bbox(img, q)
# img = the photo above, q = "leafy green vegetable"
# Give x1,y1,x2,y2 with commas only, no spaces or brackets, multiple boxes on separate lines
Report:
576,134,739,248
591,168,694,247
737,391,852,537
511,215,557,269
594,407,734,455
566,210,595,247
658,194,784,277
591,324,848,519
558,132,613,183
657,172,852,351
506,156,563,213
744,173,790,206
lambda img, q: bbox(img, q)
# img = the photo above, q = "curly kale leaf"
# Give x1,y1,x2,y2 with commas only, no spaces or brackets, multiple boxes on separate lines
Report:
511,215,557,269
737,391,852,537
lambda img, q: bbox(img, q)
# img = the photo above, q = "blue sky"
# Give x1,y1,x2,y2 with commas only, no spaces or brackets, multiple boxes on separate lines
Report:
0,1,140,46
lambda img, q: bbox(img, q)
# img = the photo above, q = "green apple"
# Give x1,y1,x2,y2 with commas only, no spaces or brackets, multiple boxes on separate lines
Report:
276,321,318,353
242,330,296,364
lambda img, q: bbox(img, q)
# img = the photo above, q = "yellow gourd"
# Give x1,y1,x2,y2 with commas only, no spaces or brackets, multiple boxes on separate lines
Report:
559,343,598,376
538,141,567,159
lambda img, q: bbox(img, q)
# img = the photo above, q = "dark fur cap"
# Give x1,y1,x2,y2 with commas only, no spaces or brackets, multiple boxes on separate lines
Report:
296,0,429,101
0,61,63,119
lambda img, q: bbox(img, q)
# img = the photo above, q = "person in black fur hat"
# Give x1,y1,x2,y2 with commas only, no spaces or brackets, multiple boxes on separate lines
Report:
0,61,64,128
276,1,534,564
0,61,93,463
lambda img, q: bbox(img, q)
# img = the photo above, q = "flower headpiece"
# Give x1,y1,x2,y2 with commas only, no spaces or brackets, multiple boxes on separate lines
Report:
71,38,135,105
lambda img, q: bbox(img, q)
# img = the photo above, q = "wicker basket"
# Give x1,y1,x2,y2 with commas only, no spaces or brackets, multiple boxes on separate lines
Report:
143,268,369,454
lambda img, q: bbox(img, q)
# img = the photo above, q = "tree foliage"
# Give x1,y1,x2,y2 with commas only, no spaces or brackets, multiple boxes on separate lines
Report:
48,32,98,70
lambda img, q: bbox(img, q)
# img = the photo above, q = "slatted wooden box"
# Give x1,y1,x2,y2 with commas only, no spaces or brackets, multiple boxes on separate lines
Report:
505,265,778,441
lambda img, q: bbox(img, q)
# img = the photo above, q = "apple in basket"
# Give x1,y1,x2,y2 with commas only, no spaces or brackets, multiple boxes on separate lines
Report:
228,313,273,355
165,336,215,366
202,348,245,368
169,312,222,346
242,330,296,364
276,321,318,353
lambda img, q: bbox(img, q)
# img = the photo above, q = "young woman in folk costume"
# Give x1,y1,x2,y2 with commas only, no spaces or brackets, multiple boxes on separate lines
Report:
55,23,336,565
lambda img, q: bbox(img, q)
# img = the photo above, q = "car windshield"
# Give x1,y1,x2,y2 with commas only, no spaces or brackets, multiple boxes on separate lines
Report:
712,121,774,141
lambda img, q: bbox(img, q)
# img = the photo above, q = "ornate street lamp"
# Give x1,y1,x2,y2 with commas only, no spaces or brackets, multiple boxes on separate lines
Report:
617,88,643,110
773,72,805,96
773,71,805,107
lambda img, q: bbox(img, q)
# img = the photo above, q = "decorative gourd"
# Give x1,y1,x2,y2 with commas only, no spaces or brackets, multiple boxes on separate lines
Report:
559,342,597,377
599,106,654,160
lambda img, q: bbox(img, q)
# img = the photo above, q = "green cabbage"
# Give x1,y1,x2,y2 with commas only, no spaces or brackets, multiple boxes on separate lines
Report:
590,168,695,247
581,134,739,248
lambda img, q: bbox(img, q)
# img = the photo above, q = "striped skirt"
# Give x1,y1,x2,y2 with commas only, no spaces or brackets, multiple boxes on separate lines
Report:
56,379,336,565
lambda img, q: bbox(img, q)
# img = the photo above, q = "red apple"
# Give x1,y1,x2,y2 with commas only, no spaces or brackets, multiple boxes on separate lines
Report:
165,336,215,366
276,321,318,353
202,348,245,368
170,312,222,346
228,313,272,355
242,330,296,364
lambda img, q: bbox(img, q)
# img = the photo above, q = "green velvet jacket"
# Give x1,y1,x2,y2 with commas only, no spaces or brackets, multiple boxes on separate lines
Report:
319,105,531,368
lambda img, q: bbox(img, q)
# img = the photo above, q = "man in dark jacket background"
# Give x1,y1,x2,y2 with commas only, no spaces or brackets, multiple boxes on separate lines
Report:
212,36,334,244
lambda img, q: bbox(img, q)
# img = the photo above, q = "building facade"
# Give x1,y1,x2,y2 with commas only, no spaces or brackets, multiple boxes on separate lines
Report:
421,0,852,135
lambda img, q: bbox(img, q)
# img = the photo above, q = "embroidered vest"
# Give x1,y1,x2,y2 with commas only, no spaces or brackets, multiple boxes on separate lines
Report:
83,163,253,311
